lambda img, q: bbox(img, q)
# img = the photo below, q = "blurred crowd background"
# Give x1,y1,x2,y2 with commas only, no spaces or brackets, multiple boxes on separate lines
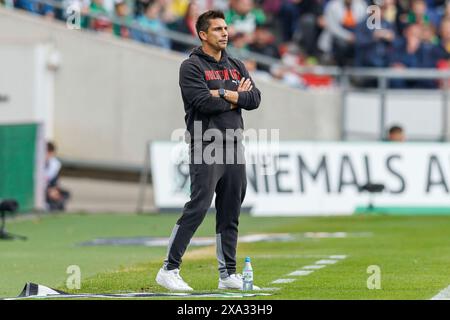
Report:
3,0,450,88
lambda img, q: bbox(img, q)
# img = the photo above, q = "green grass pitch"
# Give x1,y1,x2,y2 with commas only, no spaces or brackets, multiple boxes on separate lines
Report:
1,212,450,299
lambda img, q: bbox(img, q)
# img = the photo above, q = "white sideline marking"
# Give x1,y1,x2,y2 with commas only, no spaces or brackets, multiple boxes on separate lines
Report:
329,255,347,260
267,254,348,289
303,265,326,270
315,259,338,265
260,287,281,291
431,285,450,300
304,232,348,238
272,279,295,284
288,270,313,276
253,254,334,259
303,232,371,239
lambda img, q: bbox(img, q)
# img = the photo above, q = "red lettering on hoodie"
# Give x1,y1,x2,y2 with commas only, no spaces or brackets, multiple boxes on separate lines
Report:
204,69,240,81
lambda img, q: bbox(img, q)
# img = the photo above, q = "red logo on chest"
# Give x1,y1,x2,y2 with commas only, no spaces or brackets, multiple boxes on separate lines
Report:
204,69,241,81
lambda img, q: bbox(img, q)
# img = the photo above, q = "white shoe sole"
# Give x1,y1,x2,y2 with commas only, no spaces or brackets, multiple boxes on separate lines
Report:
218,283,261,290
156,273,193,291
218,283,241,290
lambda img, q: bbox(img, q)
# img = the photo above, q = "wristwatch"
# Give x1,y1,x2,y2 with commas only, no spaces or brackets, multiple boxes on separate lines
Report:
219,88,226,99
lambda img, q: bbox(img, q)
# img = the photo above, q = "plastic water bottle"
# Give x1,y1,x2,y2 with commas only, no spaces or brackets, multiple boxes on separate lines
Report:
242,257,253,291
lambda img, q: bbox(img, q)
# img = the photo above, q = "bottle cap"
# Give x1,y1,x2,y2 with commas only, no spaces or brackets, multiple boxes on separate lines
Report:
245,257,251,262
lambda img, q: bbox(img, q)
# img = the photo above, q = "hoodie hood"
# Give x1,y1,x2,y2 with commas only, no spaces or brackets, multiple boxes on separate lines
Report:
190,46,229,64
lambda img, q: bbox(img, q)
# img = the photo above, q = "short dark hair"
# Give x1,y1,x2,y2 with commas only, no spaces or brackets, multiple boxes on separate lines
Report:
388,125,403,135
47,141,56,153
195,10,225,40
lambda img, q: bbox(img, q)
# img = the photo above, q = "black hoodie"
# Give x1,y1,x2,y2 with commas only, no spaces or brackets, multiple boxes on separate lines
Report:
179,46,261,144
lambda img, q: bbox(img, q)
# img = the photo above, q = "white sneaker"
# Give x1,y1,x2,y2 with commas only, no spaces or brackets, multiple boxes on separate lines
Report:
218,274,260,290
156,268,193,291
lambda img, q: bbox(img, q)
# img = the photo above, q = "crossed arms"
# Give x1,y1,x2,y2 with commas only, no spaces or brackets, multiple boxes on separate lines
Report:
209,78,253,110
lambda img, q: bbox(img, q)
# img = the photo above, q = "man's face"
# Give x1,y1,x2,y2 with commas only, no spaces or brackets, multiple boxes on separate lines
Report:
116,3,129,17
405,24,421,42
201,18,228,51
146,3,161,19
254,28,270,45
235,0,253,15
412,0,426,15
389,131,405,142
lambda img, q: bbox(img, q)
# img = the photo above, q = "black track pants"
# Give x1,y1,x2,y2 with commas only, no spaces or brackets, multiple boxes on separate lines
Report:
163,143,247,279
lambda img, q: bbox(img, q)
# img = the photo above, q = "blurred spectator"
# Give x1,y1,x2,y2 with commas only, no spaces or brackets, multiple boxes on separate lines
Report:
230,31,250,51
387,125,406,142
389,23,439,88
155,0,180,23
225,0,266,46
14,0,40,14
85,0,113,32
168,0,200,53
169,0,189,18
135,0,171,49
292,0,326,57
262,0,283,19
396,0,412,34
426,0,446,8
271,41,334,88
277,0,302,42
407,0,439,27
113,0,134,38
14,0,55,16
439,1,450,20
11,0,450,88
435,18,450,87
321,0,367,66
408,0,431,25
439,17,450,51
382,0,397,25
436,18,450,61
355,1,397,68
135,0,151,16
45,142,70,212
248,23,281,72
271,43,305,88
40,0,56,20
422,22,439,45
195,0,229,13
397,0,440,34
136,0,193,19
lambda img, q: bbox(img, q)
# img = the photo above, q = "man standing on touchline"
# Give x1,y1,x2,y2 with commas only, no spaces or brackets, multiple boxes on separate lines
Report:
156,10,261,291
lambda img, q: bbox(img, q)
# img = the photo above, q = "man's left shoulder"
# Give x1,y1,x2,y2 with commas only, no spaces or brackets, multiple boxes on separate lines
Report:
227,56,245,70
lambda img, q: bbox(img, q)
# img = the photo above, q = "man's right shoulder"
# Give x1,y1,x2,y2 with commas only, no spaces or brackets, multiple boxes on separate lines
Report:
181,55,199,67
180,56,202,75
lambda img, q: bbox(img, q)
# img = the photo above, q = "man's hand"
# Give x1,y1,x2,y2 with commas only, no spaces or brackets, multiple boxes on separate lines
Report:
210,89,219,97
238,78,253,92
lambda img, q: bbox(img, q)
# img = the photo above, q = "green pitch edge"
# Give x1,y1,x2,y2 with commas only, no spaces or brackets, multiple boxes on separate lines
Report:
354,206,450,215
